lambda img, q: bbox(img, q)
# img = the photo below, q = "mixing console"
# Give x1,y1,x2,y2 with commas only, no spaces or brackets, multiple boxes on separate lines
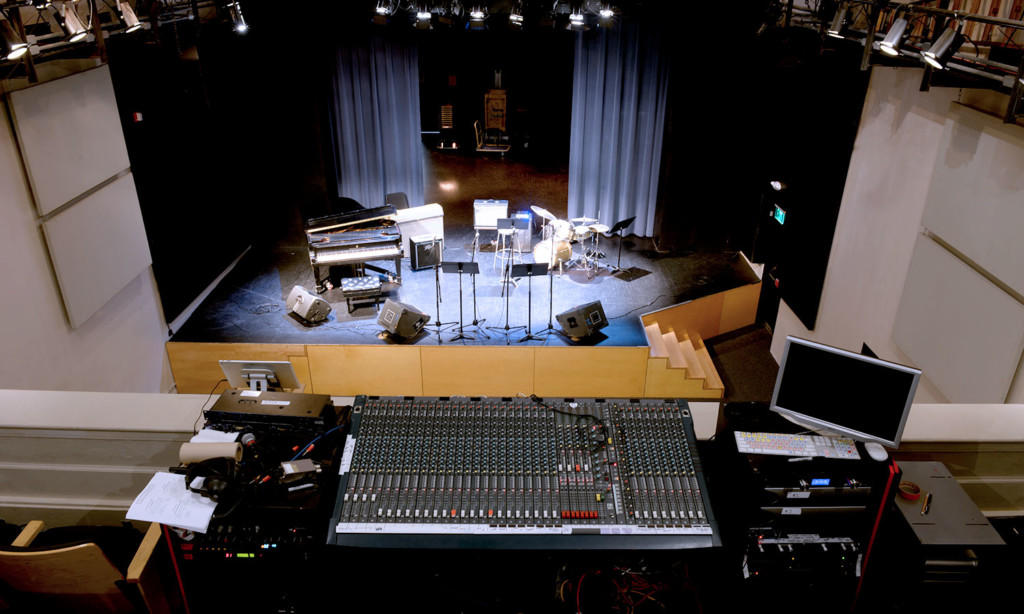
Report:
329,396,719,549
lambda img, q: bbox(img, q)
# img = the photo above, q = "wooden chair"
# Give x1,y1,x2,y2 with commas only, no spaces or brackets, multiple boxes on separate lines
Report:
0,521,177,613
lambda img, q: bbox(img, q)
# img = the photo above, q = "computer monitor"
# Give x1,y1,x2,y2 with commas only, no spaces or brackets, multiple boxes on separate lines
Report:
770,336,922,448
219,360,301,392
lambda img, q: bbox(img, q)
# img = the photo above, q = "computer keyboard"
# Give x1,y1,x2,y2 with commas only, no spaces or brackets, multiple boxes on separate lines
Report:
734,431,861,460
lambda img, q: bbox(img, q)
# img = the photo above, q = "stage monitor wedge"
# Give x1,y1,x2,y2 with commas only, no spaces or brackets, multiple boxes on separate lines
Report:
378,299,430,338
556,301,608,339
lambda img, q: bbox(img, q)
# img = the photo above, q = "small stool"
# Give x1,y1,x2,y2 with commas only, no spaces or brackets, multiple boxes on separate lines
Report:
493,228,522,273
341,276,382,313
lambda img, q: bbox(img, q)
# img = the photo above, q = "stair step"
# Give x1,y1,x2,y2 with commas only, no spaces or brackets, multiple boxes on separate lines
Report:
661,331,686,369
677,333,705,380
691,333,724,391
645,324,669,358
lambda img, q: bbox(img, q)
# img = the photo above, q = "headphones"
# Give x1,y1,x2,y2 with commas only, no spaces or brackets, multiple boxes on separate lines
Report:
185,457,243,505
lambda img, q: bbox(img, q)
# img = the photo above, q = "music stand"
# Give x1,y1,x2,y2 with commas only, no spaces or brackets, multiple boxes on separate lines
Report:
609,216,637,271
511,262,548,343
441,261,478,341
429,260,456,342
488,240,527,344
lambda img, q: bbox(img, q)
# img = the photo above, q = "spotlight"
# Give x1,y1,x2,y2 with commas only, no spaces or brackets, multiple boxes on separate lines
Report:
228,0,247,33
468,6,485,30
416,9,432,29
567,10,585,31
33,0,51,8
770,180,788,192
827,2,848,38
375,1,390,15
599,6,613,19
1,20,29,60
63,2,88,42
119,1,142,33
509,1,523,28
922,21,963,70
879,16,908,56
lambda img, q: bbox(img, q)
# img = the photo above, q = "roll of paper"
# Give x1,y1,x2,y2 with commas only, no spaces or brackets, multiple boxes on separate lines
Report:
179,442,243,464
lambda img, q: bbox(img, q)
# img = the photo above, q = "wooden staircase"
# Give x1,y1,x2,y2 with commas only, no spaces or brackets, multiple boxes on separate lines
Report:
643,322,724,399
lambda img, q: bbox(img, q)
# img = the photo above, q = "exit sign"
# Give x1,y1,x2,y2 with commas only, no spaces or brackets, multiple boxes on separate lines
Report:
773,204,786,225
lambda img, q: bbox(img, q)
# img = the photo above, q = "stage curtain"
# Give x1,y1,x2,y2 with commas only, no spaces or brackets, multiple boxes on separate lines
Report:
567,25,670,238
328,33,424,210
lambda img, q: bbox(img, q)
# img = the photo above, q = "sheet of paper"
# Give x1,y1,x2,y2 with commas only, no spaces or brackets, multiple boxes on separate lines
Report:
126,471,218,533
190,428,239,443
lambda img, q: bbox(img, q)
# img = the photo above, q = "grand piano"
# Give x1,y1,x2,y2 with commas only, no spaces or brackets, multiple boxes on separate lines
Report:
305,205,403,292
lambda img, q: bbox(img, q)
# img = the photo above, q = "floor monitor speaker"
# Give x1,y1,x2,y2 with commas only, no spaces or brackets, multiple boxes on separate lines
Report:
556,300,608,338
377,299,430,337
286,285,332,323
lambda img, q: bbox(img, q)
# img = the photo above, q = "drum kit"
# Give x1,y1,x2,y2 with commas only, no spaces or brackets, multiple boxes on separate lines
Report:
530,205,610,276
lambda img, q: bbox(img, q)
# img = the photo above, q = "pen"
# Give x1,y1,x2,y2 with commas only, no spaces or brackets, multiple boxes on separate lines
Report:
921,492,933,515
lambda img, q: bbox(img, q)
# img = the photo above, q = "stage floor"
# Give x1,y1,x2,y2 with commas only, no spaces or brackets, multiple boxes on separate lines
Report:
171,222,760,348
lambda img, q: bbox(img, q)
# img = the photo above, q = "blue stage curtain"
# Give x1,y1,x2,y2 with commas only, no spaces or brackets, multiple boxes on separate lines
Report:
328,33,424,210
567,25,670,237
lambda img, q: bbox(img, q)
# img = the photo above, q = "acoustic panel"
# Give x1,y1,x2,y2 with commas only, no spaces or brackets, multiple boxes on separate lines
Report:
921,104,1024,296
41,173,152,328
7,65,131,216
892,234,1024,403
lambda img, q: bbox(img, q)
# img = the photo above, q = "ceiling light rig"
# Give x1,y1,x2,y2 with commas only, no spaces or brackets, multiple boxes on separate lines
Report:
508,1,524,28
415,5,432,30
468,5,485,30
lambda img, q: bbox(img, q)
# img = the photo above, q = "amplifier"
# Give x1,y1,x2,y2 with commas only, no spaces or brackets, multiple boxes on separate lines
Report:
206,390,337,433
410,234,443,270
744,528,862,580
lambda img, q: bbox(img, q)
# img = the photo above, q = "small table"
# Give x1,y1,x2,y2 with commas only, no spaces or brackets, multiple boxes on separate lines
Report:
341,276,382,313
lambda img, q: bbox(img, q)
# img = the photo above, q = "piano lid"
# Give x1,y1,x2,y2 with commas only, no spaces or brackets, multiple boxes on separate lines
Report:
305,205,398,234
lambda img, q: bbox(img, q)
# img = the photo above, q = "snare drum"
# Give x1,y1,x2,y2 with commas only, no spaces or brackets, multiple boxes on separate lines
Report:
573,225,593,241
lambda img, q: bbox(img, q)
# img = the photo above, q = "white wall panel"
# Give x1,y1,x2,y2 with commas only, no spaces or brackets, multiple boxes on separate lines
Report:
7,65,130,216
893,234,1024,403
920,105,1024,296
41,173,152,328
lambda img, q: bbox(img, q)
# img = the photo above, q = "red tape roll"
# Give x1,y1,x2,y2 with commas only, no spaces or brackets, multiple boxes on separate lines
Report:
898,480,921,500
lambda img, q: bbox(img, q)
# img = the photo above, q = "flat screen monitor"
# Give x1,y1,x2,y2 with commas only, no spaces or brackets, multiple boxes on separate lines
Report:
770,336,922,448
219,360,300,392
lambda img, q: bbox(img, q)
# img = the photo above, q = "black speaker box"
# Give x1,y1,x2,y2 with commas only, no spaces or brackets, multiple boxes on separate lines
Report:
377,299,430,337
556,300,608,338
410,235,443,271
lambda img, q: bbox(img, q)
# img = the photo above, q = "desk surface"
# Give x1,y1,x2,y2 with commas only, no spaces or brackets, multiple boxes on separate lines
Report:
895,461,1004,546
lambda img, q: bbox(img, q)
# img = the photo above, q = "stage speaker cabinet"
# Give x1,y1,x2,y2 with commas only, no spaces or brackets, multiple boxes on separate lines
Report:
410,234,443,271
556,300,608,338
286,285,332,323
378,299,430,337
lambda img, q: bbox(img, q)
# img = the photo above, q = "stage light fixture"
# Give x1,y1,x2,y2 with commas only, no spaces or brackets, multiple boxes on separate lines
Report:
468,6,485,30
63,2,88,42
509,2,523,28
375,1,390,15
827,2,848,38
879,16,908,56
1,20,29,60
33,0,51,9
922,21,963,70
567,10,585,31
416,8,432,29
770,180,788,192
119,1,142,33
228,0,247,33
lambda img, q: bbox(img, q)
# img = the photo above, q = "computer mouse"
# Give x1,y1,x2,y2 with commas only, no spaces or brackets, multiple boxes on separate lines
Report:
864,442,888,461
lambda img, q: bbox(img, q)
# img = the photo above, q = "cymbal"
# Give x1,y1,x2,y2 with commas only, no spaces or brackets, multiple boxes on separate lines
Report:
530,205,556,221
589,223,610,234
571,216,598,224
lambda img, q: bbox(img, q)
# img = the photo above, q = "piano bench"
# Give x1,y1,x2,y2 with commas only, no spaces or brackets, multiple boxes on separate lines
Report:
341,276,383,313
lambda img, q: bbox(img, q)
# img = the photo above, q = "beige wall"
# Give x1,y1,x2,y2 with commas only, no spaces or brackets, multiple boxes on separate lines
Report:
772,67,961,403
0,89,172,393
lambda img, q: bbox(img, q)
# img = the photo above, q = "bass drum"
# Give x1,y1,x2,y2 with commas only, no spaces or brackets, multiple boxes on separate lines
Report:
533,239,572,265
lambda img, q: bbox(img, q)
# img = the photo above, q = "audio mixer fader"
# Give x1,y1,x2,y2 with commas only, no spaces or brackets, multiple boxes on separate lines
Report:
329,396,719,549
